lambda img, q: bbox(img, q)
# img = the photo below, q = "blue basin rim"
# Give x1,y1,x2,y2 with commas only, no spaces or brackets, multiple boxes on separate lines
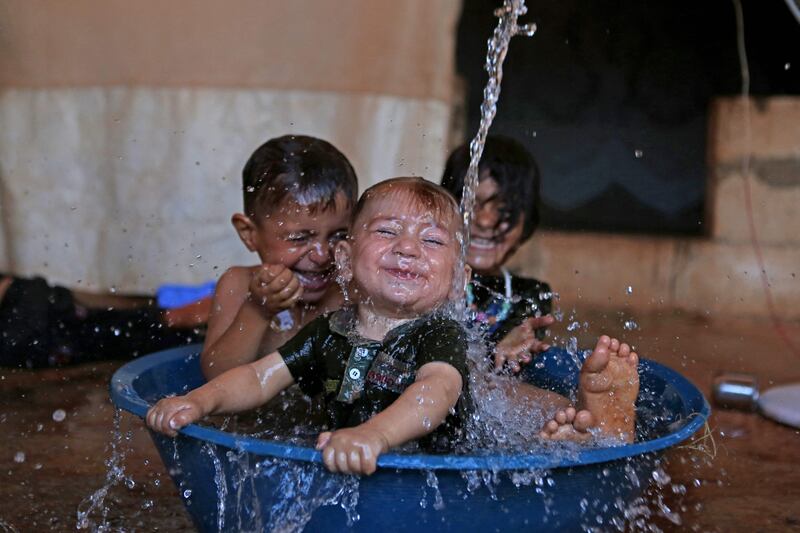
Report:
110,345,710,471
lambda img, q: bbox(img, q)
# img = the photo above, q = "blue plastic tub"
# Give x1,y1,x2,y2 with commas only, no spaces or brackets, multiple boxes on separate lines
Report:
110,345,708,532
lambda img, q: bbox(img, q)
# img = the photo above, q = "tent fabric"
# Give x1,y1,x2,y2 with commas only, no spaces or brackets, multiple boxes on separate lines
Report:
0,0,461,292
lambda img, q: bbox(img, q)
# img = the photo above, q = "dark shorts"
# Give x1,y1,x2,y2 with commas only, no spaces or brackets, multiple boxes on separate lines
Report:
0,275,202,368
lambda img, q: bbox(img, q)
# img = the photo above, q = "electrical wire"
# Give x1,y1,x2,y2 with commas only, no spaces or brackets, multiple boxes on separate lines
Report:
732,0,800,357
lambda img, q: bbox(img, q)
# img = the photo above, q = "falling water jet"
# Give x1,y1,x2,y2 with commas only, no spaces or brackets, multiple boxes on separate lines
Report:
457,0,536,268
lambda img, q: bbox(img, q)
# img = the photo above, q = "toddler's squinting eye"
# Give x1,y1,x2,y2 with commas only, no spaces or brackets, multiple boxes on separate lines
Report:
329,231,348,243
375,228,397,237
287,234,310,243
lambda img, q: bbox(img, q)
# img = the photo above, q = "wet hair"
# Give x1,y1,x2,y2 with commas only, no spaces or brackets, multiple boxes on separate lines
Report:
242,135,358,220
352,177,462,233
441,135,541,242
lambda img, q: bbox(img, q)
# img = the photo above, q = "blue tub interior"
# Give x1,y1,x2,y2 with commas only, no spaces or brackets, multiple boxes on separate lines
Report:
111,344,709,531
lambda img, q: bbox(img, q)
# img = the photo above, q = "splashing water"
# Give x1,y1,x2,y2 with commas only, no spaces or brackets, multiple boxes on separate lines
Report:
204,444,228,532
76,410,136,531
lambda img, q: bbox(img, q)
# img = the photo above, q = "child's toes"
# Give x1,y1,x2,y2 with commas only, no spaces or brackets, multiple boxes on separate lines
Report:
618,342,631,358
609,337,620,353
573,410,594,432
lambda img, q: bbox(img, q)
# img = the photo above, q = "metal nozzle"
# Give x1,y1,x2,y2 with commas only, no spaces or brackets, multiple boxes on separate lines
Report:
711,373,759,411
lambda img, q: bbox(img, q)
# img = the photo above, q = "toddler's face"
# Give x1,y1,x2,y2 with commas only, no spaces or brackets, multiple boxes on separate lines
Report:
347,194,460,317
248,192,351,303
467,174,524,275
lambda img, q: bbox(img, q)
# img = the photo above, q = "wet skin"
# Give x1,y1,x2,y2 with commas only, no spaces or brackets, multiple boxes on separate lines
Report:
201,193,352,379
540,335,640,442
338,192,462,322
232,193,351,304
467,174,525,276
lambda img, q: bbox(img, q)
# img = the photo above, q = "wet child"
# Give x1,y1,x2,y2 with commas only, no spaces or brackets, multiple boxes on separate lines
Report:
200,135,358,379
147,178,469,475
441,135,554,372
442,136,639,442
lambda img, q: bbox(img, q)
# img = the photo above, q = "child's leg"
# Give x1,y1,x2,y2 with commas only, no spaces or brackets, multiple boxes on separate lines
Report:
540,335,639,443
500,380,572,416
71,290,154,310
163,297,212,328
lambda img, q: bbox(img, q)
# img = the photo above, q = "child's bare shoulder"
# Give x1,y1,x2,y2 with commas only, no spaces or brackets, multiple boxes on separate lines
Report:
214,265,258,303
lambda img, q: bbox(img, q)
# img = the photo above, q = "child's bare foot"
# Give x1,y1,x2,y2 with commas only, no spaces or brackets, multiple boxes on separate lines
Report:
539,407,594,441
577,335,639,442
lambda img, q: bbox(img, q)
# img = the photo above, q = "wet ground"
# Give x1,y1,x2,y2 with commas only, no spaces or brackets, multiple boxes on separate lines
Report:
1,307,799,532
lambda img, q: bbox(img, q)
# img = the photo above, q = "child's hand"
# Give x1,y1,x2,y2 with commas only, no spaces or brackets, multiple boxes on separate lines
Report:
494,315,554,373
316,427,390,476
248,264,303,315
145,396,204,437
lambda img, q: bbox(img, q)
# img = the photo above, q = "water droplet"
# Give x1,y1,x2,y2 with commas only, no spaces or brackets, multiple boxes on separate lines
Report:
785,62,791,70
623,320,639,331
652,468,671,486
634,149,644,158
625,285,633,295
52,409,66,422
183,489,192,498
14,451,25,463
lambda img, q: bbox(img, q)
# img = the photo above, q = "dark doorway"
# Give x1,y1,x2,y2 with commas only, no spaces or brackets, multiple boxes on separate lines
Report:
455,0,800,235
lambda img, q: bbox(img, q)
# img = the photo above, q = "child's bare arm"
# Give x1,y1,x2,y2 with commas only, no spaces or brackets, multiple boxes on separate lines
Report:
201,266,302,378
147,351,294,436
316,362,462,475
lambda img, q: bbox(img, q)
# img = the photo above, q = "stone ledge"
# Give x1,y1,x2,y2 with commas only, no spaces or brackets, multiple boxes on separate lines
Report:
709,97,800,163
507,231,800,319
711,171,800,245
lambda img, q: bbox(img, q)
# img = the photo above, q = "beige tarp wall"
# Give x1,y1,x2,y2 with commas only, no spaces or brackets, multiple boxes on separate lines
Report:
0,0,461,292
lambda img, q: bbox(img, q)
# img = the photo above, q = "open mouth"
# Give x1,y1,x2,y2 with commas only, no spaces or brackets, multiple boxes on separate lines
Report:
294,269,333,291
469,237,498,251
383,268,423,281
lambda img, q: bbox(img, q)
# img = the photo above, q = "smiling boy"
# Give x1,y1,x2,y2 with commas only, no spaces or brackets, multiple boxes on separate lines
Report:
200,135,358,378
147,178,469,475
